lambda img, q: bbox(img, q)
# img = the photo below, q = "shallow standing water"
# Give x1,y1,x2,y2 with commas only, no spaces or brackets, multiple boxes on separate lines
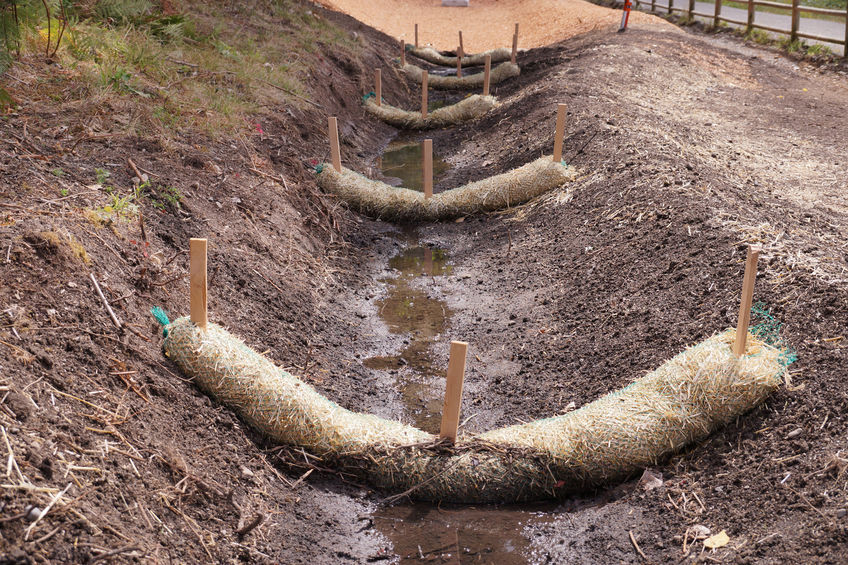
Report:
364,230,565,564
379,140,450,191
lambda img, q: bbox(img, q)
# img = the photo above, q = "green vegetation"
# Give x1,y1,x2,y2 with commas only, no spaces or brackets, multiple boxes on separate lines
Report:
2,1,357,137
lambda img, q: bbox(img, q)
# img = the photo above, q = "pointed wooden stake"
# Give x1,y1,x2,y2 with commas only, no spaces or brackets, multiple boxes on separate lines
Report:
483,54,491,96
375,68,382,107
456,45,463,78
459,30,464,53
415,23,419,47
328,116,341,172
190,238,208,330
421,71,429,117
423,139,433,199
400,38,406,66
440,340,468,443
553,103,567,163
511,24,519,63
733,245,761,357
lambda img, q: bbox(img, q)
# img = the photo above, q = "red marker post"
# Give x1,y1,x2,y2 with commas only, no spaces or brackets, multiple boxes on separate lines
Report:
619,0,632,32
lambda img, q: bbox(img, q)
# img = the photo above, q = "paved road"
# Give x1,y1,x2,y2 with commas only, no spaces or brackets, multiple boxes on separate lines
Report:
634,0,846,55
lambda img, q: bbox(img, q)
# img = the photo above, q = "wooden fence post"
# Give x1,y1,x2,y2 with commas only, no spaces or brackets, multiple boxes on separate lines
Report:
375,68,381,107
511,33,517,63
423,139,433,199
421,71,429,117
790,0,800,42
713,0,722,28
190,238,208,330
415,23,419,47
746,0,754,32
439,341,468,443
844,4,848,58
328,117,341,172
688,0,695,18
733,246,761,357
400,38,406,66
456,45,463,78
553,103,566,163
668,0,672,15
651,0,656,13
459,30,464,53
483,54,491,96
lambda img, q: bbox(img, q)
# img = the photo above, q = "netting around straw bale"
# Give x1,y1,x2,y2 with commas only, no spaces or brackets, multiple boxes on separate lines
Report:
316,156,577,222
408,46,513,67
403,62,520,90
362,93,497,129
159,311,791,503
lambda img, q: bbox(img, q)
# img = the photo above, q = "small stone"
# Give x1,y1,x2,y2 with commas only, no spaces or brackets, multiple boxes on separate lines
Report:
786,428,804,439
239,465,254,479
25,505,42,522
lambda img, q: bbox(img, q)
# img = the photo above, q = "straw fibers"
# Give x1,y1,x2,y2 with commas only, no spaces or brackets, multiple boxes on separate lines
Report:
363,94,497,129
408,46,513,67
316,156,577,222
163,317,789,503
403,62,520,90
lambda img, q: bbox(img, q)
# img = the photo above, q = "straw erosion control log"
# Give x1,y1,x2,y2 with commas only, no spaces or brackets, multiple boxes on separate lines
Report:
316,156,577,222
408,46,513,67
363,93,498,129
403,62,520,90
159,312,791,503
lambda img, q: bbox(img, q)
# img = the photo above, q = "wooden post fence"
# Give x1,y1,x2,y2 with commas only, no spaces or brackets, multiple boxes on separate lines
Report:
733,246,760,357
553,103,566,163
421,71,429,117
439,341,468,443
190,238,208,330
747,0,754,32
328,117,341,172
423,139,433,199
791,0,800,42
483,54,491,96
713,0,722,28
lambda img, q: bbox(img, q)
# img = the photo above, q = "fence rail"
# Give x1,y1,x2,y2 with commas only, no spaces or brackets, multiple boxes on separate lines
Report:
634,0,848,56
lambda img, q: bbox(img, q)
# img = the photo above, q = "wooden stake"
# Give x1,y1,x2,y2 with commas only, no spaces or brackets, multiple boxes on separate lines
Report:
375,68,382,107
190,238,208,330
511,33,518,64
459,30,464,53
400,38,406,66
553,103,566,163
423,139,433,199
456,46,463,78
439,341,468,443
483,54,491,96
415,23,419,47
328,116,341,172
421,71,429,117
733,246,761,356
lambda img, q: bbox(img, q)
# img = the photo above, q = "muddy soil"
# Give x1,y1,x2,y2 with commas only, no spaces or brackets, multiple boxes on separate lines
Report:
1,3,847,565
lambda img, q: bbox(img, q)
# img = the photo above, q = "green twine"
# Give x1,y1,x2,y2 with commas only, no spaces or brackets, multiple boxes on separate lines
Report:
315,163,325,174
751,302,797,367
363,91,375,102
151,306,171,337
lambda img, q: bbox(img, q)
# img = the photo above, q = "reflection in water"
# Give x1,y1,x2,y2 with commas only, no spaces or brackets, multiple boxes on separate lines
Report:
366,238,559,564
380,141,451,191
375,503,557,564
363,244,452,434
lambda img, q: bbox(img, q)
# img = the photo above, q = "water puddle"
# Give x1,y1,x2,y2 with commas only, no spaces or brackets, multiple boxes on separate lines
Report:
365,233,562,563
379,140,451,191
363,240,452,433
374,502,558,564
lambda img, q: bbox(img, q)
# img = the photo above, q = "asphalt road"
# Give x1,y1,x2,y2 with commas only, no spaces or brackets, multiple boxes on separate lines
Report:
633,0,846,55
